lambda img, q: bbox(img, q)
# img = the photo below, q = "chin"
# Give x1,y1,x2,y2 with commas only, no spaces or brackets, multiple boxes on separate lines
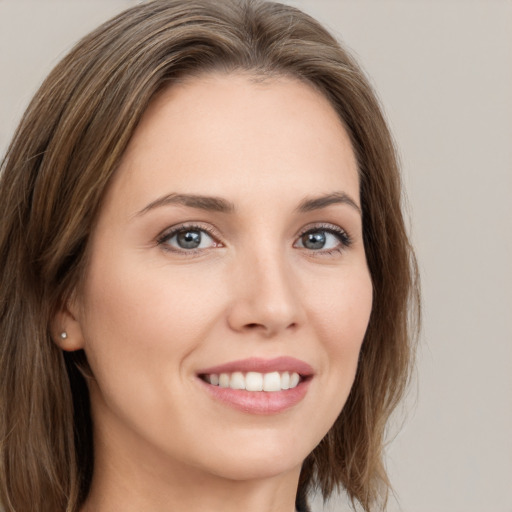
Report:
207,451,305,482
183,428,316,482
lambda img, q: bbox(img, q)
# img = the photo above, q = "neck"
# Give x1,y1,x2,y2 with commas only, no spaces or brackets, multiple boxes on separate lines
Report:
82,464,300,512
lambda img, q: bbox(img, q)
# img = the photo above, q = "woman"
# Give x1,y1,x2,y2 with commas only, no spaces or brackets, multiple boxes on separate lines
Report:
0,1,419,511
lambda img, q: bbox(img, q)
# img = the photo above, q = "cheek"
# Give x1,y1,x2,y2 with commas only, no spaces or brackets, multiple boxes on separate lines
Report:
311,266,373,390
78,254,224,385
315,267,373,347
76,256,230,450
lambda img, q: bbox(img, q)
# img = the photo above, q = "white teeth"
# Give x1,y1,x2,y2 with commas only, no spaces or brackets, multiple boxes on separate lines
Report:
219,373,230,388
230,372,245,390
245,372,263,391
204,371,302,391
290,372,300,388
263,371,281,392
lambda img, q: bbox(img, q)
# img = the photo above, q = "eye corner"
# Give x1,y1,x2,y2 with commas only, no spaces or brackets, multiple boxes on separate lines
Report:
294,223,353,255
156,223,223,254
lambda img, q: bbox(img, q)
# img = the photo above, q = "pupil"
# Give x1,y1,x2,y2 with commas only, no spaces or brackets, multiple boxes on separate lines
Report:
303,231,326,250
177,230,201,249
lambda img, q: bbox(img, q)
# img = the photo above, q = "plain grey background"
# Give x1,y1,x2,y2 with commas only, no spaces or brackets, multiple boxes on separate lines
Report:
1,1,511,511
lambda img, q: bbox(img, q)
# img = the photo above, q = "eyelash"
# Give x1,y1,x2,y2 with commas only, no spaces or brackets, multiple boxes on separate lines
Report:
156,222,352,256
156,223,222,255
295,223,353,256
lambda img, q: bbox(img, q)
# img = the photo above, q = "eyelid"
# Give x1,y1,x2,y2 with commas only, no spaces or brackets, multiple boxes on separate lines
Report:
156,222,224,253
294,222,352,251
296,222,350,238
155,221,352,256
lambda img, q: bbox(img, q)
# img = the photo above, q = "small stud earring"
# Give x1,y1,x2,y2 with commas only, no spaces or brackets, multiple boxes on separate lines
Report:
60,332,68,340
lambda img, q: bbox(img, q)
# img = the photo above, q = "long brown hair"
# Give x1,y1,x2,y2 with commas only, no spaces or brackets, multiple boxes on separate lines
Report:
0,1,420,511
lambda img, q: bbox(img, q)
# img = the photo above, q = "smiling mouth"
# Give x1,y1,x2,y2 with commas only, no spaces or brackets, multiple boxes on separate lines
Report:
199,371,304,392
196,357,313,414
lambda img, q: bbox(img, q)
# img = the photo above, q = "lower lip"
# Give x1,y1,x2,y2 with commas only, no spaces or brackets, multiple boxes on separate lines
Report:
198,378,311,415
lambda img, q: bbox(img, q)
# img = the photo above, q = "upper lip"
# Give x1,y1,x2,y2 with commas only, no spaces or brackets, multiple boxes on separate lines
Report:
197,356,314,376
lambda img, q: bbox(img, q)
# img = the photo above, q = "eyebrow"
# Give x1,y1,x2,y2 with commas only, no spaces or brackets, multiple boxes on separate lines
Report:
137,193,235,216
136,191,361,217
297,192,361,215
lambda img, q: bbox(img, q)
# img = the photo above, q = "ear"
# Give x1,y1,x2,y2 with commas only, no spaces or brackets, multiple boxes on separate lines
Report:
51,294,85,352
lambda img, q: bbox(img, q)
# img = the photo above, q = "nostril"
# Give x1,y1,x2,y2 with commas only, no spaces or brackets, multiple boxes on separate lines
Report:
242,321,298,336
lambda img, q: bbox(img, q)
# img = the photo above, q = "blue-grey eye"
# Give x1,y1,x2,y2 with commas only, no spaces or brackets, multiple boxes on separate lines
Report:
296,229,344,250
165,228,216,250
302,231,326,250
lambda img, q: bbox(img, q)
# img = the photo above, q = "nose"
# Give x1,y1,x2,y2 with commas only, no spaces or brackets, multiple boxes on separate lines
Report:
226,249,305,337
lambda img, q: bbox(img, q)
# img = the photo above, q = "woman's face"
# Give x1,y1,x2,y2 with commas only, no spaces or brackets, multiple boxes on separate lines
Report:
66,73,373,483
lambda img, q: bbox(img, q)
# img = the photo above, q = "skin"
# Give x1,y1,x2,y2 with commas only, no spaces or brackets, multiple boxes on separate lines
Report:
56,73,373,512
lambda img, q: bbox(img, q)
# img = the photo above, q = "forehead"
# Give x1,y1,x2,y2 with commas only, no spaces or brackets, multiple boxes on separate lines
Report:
107,72,359,213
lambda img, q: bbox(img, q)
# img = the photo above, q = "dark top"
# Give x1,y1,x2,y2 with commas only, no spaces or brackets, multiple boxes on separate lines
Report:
296,494,311,512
